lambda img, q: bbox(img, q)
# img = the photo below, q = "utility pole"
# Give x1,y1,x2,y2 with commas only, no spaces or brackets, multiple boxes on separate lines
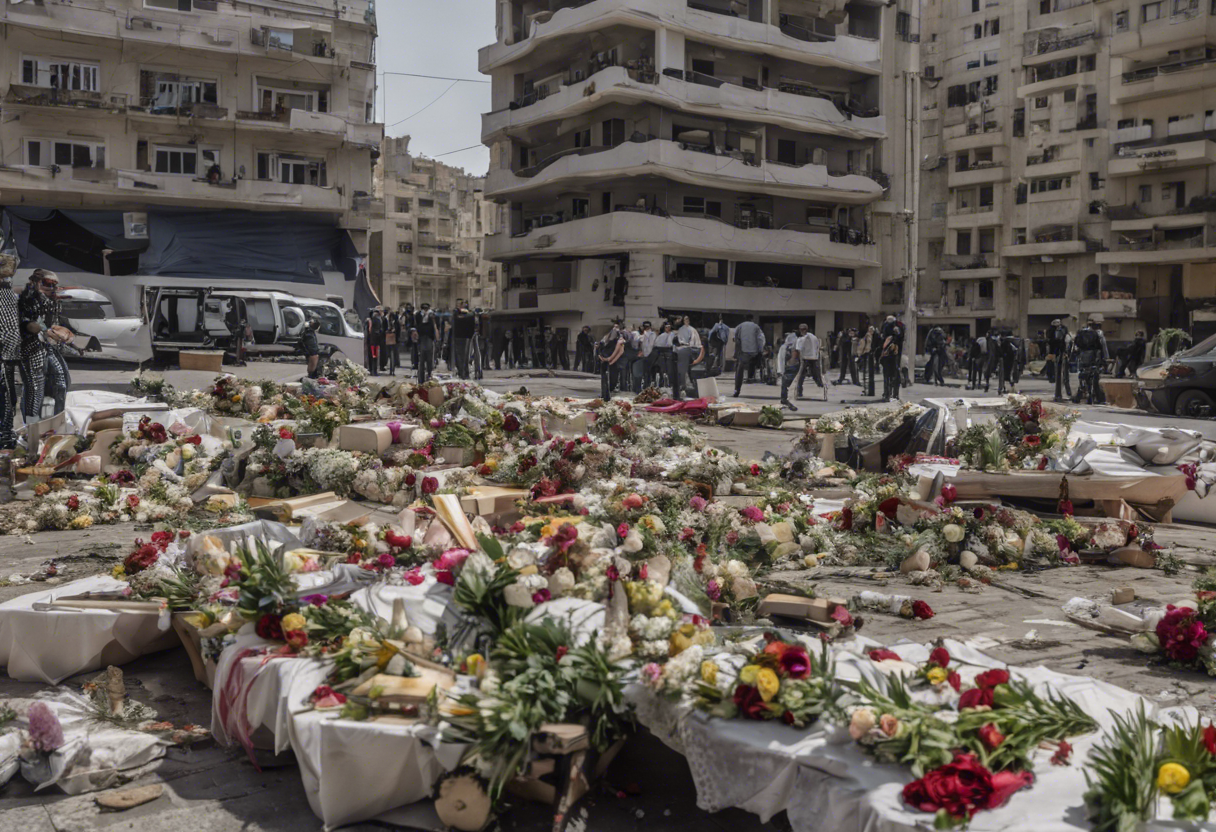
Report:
902,61,922,373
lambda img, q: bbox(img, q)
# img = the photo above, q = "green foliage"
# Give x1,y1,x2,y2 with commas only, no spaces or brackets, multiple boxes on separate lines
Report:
451,536,524,637
957,681,1097,771
1083,704,1160,832
235,540,297,620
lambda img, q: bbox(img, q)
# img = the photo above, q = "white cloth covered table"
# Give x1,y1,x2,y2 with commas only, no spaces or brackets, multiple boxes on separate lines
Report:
631,636,1163,832
0,576,176,684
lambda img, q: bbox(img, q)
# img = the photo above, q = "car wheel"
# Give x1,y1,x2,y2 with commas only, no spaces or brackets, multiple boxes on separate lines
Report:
1174,389,1214,418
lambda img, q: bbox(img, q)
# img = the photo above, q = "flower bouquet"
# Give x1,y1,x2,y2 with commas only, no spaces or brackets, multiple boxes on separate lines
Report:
695,633,837,728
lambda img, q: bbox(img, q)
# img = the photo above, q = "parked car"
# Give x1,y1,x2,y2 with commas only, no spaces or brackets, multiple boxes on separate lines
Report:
293,297,364,363
1135,333,1216,417
58,287,150,363
144,285,360,364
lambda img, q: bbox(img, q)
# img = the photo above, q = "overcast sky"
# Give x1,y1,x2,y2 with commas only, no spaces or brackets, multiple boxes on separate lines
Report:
377,0,495,175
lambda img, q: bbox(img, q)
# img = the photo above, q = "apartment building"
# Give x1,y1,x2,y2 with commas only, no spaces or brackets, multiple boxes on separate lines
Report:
1096,0,1216,340
918,0,1117,346
480,0,919,346
376,136,503,312
0,0,382,314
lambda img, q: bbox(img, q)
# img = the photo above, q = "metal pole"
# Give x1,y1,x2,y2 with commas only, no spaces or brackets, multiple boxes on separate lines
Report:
903,64,922,375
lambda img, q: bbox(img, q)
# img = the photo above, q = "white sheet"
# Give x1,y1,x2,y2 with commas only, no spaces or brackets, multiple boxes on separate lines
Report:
0,576,176,684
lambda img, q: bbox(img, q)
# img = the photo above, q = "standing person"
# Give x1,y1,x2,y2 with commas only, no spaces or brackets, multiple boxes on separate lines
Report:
301,318,322,379
549,328,569,370
968,333,988,391
776,332,800,411
596,324,625,400
674,315,704,401
403,304,418,369
575,326,595,373
865,324,881,396
471,311,486,380
731,313,764,398
835,328,856,386
879,315,904,401
925,325,947,386
17,270,69,422
636,321,656,392
226,298,247,367
415,303,437,383
0,269,19,449
652,322,675,388
451,303,473,379
794,323,823,398
368,308,386,376
1072,315,1109,403
707,316,729,375
386,308,400,376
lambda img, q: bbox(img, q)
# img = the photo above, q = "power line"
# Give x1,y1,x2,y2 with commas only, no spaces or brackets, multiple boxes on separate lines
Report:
379,71,489,84
433,144,485,157
388,79,460,128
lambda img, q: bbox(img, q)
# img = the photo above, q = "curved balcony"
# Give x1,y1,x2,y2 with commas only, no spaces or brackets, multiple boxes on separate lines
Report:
485,210,879,269
482,65,884,142
479,0,881,75
485,138,884,203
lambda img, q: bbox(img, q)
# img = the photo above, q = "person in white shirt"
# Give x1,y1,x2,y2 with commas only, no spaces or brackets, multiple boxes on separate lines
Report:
652,322,675,388
635,320,657,392
794,323,823,398
776,332,800,410
673,315,704,400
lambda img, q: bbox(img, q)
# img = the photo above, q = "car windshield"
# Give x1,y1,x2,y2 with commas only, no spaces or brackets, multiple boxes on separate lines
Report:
309,305,346,336
1177,333,1216,358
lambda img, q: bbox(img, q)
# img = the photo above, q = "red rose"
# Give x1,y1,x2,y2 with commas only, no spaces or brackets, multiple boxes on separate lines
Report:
831,606,854,628
974,669,1010,690
1156,605,1209,663
184,434,203,445
1051,739,1073,766
421,476,438,495
959,687,995,710
940,484,957,503
902,752,1033,822
278,427,295,440
749,463,761,476
1058,499,1074,517
150,530,174,548
779,646,811,679
878,496,901,517
733,685,770,720
66,495,79,511
285,629,309,649
126,494,141,509
405,473,417,487
1023,435,1041,447
255,614,284,641
123,544,160,574
978,723,1005,749
869,648,902,662
929,647,951,668
503,414,521,432
616,522,630,540
948,671,961,692
385,531,413,550
912,600,934,620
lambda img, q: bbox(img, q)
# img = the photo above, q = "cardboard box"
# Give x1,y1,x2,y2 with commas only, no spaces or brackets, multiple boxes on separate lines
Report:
697,376,720,400
757,594,848,624
542,413,589,438
338,424,392,455
460,486,530,517
248,491,339,522
179,350,225,372
434,445,477,466
351,667,456,705
313,500,373,526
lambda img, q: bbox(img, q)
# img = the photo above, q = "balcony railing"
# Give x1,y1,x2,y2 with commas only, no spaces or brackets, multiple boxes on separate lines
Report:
1123,52,1216,85
1027,30,1096,57
1114,233,1207,252
778,14,838,43
943,255,993,270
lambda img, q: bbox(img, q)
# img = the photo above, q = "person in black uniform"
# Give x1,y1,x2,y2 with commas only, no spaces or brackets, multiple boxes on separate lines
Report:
0,269,19,448
18,269,71,421
924,325,947,386
301,317,322,379
415,304,437,383
879,315,904,400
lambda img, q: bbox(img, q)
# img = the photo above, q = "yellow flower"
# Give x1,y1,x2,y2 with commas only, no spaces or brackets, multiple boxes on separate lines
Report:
1158,762,1191,794
701,661,718,685
926,666,948,685
465,653,485,677
669,630,692,656
232,394,242,402
281,613,307,632
739,664,761,685
111,564,126,579
756,668,780,702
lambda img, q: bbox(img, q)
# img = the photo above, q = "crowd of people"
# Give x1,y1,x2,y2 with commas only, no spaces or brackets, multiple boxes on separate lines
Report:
0,269,78,449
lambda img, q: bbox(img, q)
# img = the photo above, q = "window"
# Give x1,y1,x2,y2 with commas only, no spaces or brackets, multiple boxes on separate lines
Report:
956,230,972,255
896,11,912,36
973,23,982,38
984,75,998,95
978,228,996,252
1115,10,1129,28
147,74,218,109
20,57,100,92
984,50,1000,65
979,185,994,207
572,198,589,219
1014,227,1027,243
957,188,974,209
947,84,967,107
984,17,1000,35
925,65,936,78
153,145,217,176
1034,96,1049,109
24,137,104,168
1139,184,1152,203
967,59,981,70
256,81,329,114
1143,1,1163,20
956,152,970,171
397,242,412,254
1040,0,1051,10
971,0,980,10
146,0,202,10
573,128,591,148
255,151,327,186
682,196,721,216
1063,88,1076,102
1174,0,1199,12
1029,176,1072,193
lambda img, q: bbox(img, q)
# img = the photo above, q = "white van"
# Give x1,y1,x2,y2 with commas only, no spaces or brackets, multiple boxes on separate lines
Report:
58,287,151,363
144,285,361,364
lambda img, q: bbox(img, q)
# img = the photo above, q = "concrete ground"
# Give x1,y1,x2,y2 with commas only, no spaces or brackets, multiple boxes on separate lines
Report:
0,356,1211,831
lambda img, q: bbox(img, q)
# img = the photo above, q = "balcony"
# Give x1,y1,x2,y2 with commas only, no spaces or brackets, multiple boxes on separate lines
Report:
1110,124,1153,145
1098,229,1216,264
1016,69,1096,100
484,211,879,269
1004,228,1090,257
946,207,999,229
1109,208,1215,232
5,86,130,115
1023,30,1098,66
1023,153,1083,177
940,254,1001,278
1111,11,1216,59
478,0,883,75
1112,57,1216,103
1108,139,1216,177
1080,297,1138,317
1028,297,1072,316
483,65,885,142
485,138,885,203
946,161,1008,187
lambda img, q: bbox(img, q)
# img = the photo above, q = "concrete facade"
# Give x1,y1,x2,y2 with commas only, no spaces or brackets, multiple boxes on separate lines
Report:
480,0,919,347
375,136,504,312
0,0,382,300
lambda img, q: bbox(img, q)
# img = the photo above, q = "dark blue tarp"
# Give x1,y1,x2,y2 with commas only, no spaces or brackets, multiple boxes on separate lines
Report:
3,207,349,286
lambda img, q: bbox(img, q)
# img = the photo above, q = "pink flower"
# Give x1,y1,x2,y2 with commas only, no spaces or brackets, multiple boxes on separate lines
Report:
616,522,630,540
741,506,764,523
622,493,645,510
531,588,552,605
28,702,64,753
606,564,620,582
831,606,854,627
689,496,707,511
637,563,648,580
402,568,426,586
1156,605,1209,663
421,476,439,495
376,553,396,568
706,579,721,600
642,663,663,684
680,527,697,542
726,531,739,545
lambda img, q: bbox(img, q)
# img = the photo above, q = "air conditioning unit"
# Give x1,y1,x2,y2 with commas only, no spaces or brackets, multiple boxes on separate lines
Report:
124,212,149,239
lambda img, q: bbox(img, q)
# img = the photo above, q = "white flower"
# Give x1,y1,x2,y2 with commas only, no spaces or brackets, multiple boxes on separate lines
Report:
506,546,536,570
503,581,536,608
848,707,876,740
942,524,965,543
549,567,575,597
1129,632,1160,654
